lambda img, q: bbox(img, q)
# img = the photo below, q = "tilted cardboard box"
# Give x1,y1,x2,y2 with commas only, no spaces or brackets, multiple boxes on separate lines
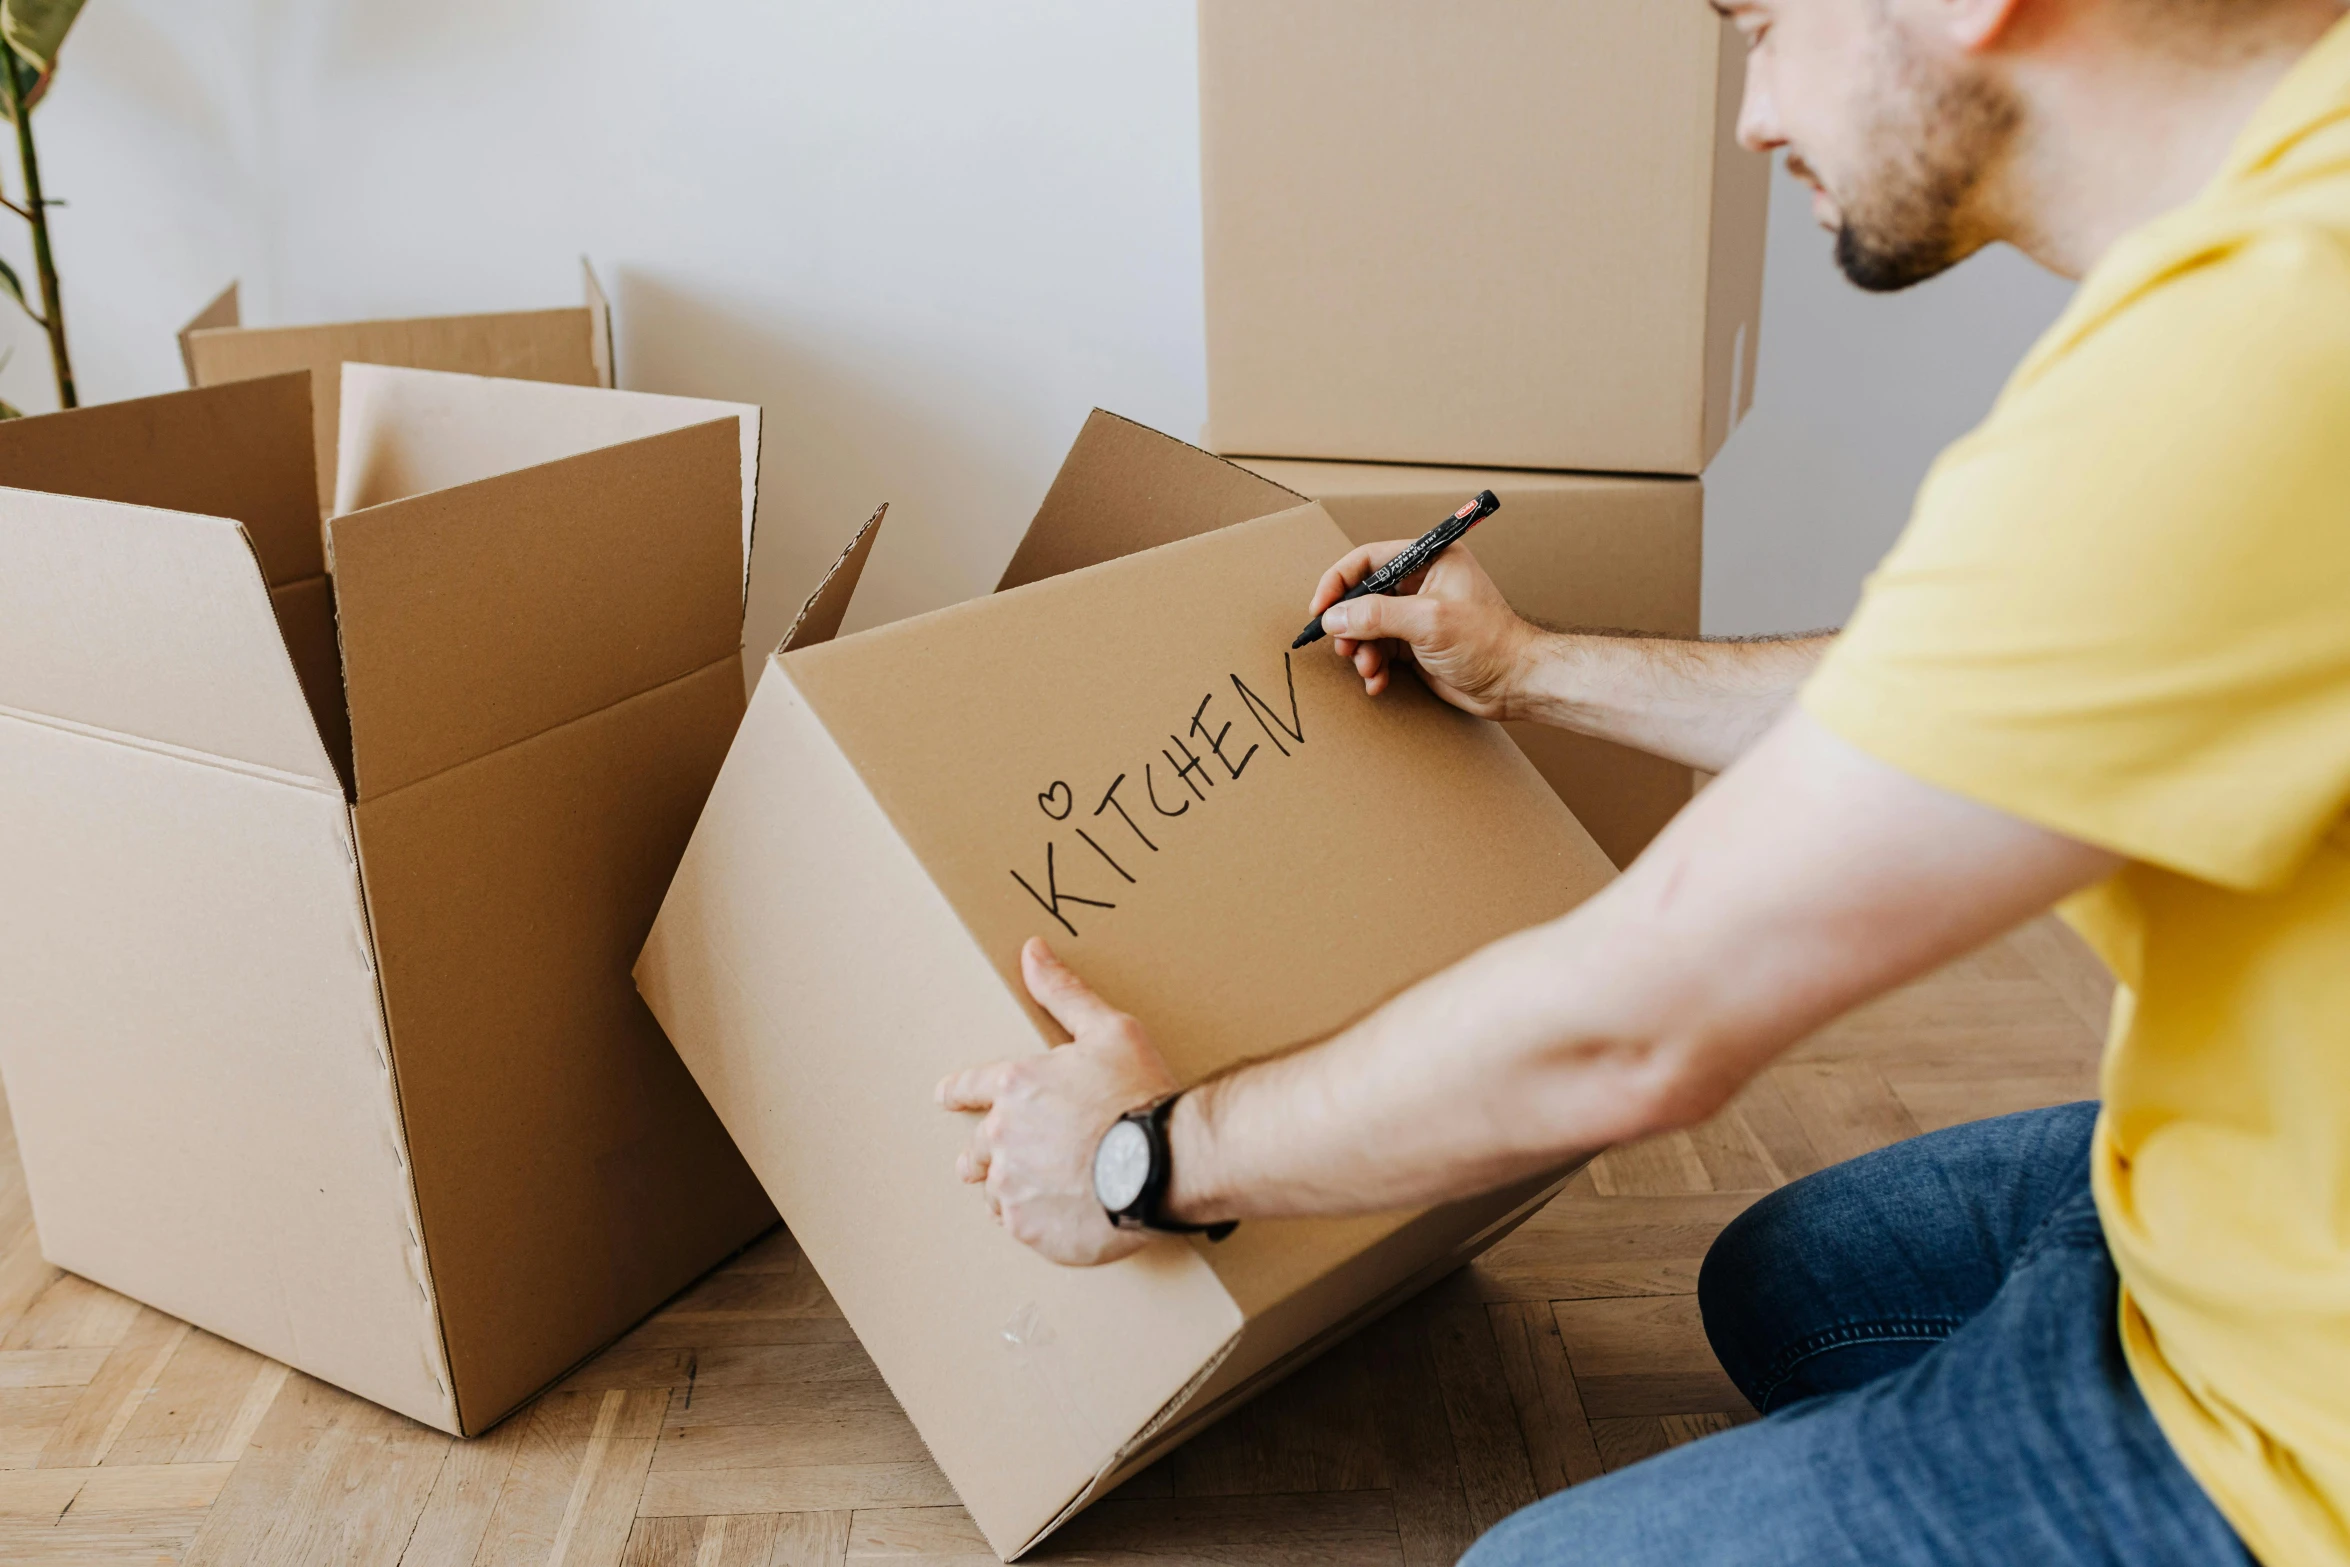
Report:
178,261,615,510
1200,1,1770,475
1236,459,1702,868
0,365,777,1434
636,413,1617,1557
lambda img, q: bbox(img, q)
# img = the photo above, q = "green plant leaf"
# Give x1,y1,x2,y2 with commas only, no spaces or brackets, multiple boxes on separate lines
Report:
0,0,86,114
0,253,39,324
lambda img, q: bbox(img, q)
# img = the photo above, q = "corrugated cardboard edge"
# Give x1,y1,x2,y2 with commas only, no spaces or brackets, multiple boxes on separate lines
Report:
1011,1328,1243,1559
340,786,464,1429
582,259,616,390
995,409,1306,594
177,282,242,385
1701,15,1771,461
779,504,886,654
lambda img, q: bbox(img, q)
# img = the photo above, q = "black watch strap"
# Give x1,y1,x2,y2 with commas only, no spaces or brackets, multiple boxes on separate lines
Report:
1117,1094,1236,1242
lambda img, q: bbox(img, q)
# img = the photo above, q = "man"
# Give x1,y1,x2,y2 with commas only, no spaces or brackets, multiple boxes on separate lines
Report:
940,0,2350,1559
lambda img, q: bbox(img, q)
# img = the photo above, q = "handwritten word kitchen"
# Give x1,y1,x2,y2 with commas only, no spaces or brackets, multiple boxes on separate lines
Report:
1011,653,1308,938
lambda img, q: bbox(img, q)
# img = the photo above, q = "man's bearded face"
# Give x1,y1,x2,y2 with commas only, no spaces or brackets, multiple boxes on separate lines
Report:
1790,8,2021,291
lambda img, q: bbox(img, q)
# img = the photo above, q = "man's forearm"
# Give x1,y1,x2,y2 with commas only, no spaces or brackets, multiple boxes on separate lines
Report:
1164,913,1672,1221
1509,630,1834,774
1157,712,2119,1228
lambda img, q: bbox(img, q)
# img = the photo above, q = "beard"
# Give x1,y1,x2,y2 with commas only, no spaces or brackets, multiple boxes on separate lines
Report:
1826,36,2021,293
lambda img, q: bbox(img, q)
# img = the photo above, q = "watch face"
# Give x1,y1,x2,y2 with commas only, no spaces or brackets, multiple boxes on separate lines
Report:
1093,1119,1152,1213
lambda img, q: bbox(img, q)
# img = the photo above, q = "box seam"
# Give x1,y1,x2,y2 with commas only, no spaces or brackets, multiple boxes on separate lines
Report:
1013,1325,1246,1559
355,649,740,808
1091,1168,1578,1500
0,701,342,798
1234,456,1705,487
335,790,463,1429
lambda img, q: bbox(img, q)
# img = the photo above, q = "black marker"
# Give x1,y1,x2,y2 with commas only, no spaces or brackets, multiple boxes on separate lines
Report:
1291,490,1500,649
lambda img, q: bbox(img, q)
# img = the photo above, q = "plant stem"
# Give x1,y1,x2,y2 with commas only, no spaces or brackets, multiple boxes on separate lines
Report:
2,44,71,410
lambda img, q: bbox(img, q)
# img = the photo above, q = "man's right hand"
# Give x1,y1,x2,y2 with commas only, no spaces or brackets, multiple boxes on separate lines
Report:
1311,542,1537,720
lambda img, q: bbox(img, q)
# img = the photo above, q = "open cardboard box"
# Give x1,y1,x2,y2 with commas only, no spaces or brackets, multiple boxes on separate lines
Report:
179,261,616,511
636,412,1618,1557
1200,1,1770,474
1236,458,1703,867
0,364,777,1435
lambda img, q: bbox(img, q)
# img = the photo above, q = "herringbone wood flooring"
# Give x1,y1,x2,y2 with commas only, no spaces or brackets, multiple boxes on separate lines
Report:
0,917,2112,1566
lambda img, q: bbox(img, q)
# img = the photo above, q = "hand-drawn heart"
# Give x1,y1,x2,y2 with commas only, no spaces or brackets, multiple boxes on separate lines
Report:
1038,781,1074,821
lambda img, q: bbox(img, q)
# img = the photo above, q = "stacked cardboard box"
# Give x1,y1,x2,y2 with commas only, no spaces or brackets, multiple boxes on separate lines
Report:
0,364,775,1435
1201,0,1771,865
629,11,1770,1553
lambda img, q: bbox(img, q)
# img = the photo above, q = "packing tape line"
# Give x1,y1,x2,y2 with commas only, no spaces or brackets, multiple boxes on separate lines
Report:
1001,1302,1107,1469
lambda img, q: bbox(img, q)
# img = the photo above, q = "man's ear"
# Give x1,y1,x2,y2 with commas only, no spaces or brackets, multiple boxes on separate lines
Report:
1928,0,2031,52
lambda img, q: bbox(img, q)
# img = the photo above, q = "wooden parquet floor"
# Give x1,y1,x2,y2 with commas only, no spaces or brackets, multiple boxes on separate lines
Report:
0,917,2113,1567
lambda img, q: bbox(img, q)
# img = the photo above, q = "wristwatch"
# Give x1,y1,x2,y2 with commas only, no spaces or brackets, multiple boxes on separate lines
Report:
1092,1094,1237,1241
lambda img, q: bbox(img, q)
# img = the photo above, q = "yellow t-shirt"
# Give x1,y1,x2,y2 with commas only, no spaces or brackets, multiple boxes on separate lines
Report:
1803,19,2350,1566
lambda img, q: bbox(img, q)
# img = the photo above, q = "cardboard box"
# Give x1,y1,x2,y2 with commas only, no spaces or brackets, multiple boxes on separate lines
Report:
178,261,616,510
1236,459,1701,867
636,412,1618,1557
1200,1,1770,475
0,364,778,1435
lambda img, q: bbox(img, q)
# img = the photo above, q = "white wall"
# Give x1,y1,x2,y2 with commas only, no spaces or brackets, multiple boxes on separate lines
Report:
1704,165,2074,634
18,0,2073,651
0,2,269,416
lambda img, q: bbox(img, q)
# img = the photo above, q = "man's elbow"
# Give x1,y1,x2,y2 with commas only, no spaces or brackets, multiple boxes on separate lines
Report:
1514,1028,1748,1159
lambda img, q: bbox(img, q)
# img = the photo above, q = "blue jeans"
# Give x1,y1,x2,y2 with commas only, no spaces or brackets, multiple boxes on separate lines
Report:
1462,1104,2254,1566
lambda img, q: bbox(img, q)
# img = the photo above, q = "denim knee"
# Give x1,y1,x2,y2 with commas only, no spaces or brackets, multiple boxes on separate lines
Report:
1696,1183,1810,1400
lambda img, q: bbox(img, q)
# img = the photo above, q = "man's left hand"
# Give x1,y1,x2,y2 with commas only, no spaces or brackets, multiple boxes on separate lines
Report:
936,937,1179,1266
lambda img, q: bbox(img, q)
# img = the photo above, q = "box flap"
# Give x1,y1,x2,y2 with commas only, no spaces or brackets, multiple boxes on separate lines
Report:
0,486,339,789
779,504,886,653
994,409,1303,591
334,363,760,591
176,281,241,384
183,300,605,510
1232,458,1705,867
0,372,321,586
0,373,354,792
582,258,615,388
352,657,774,1433
328,418,744,801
